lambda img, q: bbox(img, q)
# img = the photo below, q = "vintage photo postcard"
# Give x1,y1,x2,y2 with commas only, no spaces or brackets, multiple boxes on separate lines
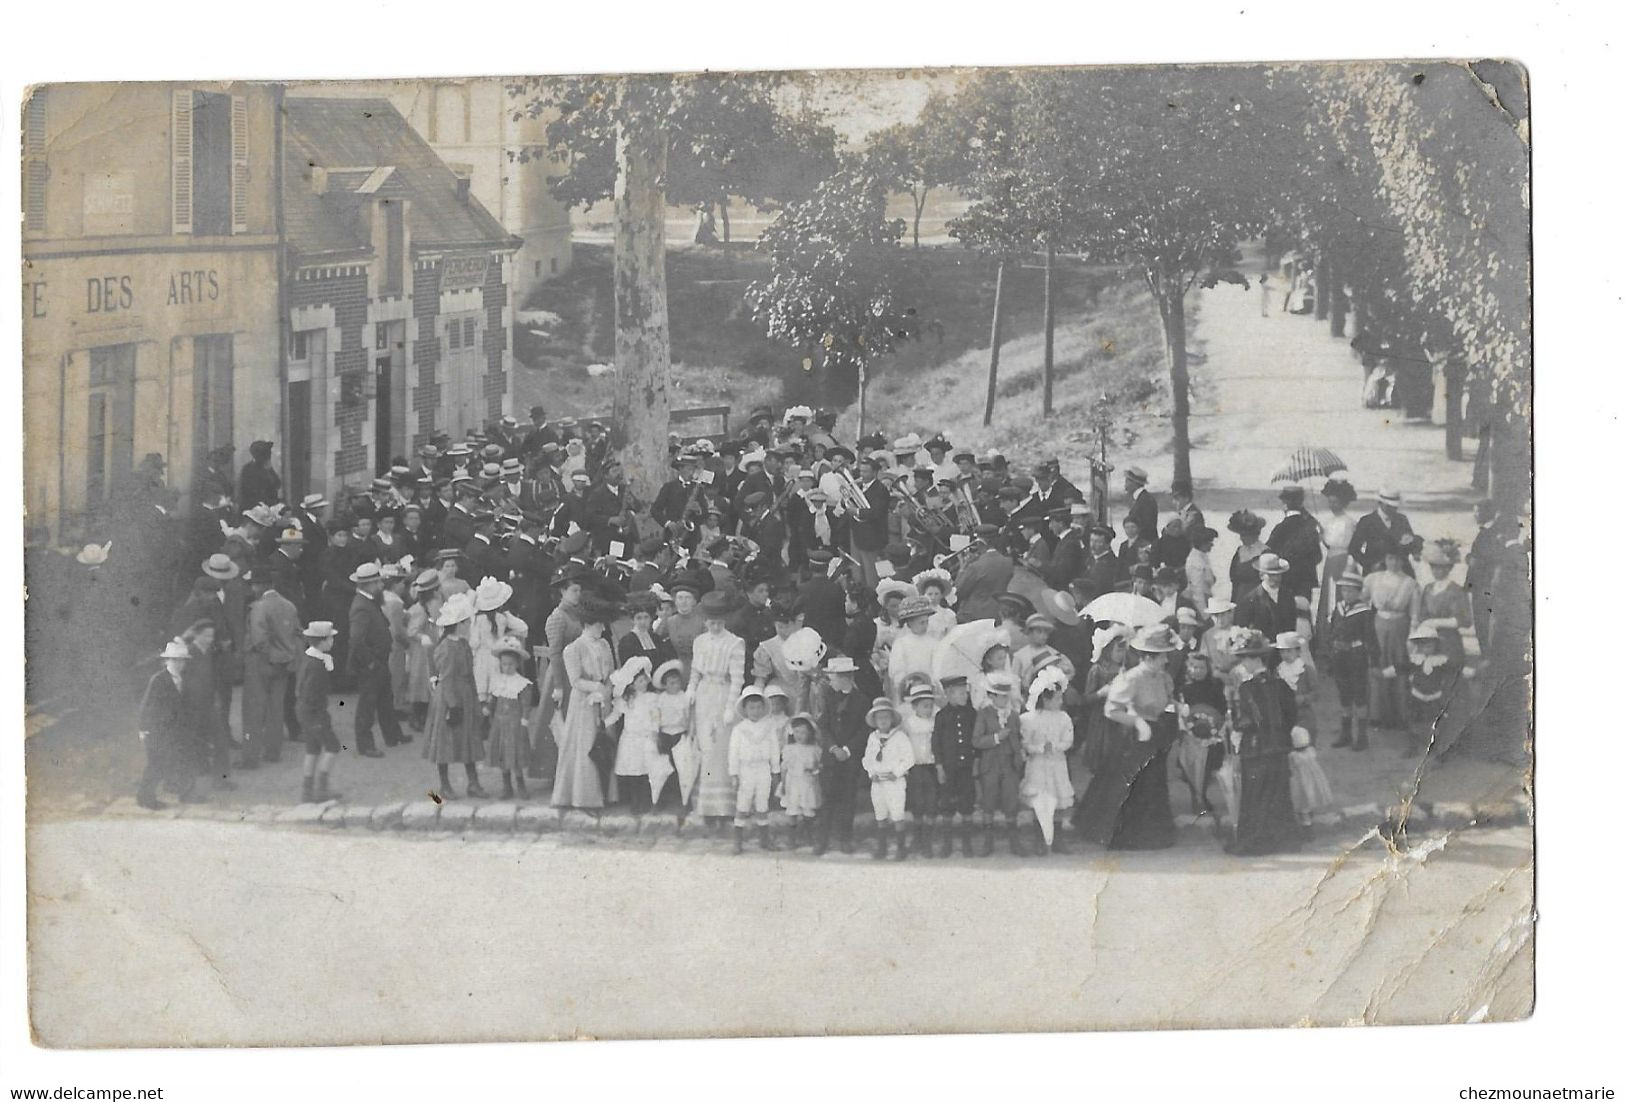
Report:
21,60,1531,1046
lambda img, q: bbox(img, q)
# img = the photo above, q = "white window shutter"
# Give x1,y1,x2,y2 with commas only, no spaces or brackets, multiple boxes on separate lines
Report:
171,89,193,235
230,94,249,234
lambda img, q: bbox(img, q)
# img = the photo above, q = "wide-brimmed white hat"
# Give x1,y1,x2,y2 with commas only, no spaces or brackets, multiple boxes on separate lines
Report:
783,627,827,672
736,685,768,718
201,552,239,581
610,655,654,695
435,592,476,627
1204,598,1236,615
1272,630,1308,651
876,578,917,605
652,658,686,686
159,638,192,660
1256,552,1290,575
349,561,384,585
474,577,514,612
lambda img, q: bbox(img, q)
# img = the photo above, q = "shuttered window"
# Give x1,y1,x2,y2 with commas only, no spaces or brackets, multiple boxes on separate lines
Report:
23,90,47,234
230,94,249,234
171,89,193,234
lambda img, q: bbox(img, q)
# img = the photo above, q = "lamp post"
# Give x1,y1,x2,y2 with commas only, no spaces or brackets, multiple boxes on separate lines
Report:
1088,393,1115,526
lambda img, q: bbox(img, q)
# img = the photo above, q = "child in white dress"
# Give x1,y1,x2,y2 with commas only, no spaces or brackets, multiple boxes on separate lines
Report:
780,714,822,849
1021,667,1076,855
610,657,660,813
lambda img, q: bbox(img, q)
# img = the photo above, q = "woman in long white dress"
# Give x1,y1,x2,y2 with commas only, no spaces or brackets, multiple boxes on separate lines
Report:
1316,477,1359,639
687,591,746,825
550,601,616,809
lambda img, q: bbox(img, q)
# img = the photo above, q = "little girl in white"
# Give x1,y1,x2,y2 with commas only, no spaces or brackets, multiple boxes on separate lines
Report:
610,657,660,813
652,659,692,821
1020,666,1075,856
781,714,822,849
482,638,533,800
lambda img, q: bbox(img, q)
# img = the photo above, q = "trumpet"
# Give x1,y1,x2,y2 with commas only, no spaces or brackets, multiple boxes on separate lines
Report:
932,538,988,573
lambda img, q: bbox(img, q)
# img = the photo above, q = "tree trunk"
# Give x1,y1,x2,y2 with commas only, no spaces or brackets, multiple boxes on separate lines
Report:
1444,362,1465,461
983,260,1007,428
1314,252,1331,321
1156,283,1194,488
912,188,928,250
1042,243,1056,416
719,195,731,245
857,358,868,437
612,120,672,503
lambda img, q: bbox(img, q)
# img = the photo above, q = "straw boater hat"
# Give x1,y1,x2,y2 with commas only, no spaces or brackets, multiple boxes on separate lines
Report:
905,681,936,703
412,569,442,595
896,595,934,624
1038,588,1083,627
1205,597,1236,616
1377,488,1402,507
1025,613,1056,633
435,591,476,627
159,638,193,661
302,620,337,639
1335,565,1365,589
1256,552,1290,576
299,492,330,511
865,696,900,726
1130,625,1180,653
349,561,383,585
652,658,685,687
1272,630,1309,651
474,577,514,612
277,525,306,545
75,541,112,567
824,654,859,675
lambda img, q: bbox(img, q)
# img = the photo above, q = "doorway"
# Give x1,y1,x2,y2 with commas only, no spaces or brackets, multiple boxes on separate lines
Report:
374,320,407,475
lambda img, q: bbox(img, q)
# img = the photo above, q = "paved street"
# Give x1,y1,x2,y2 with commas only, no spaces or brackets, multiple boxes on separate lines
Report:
27,818,1532,1046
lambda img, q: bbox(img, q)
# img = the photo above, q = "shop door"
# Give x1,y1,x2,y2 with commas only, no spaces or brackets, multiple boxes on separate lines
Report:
192,334,234,483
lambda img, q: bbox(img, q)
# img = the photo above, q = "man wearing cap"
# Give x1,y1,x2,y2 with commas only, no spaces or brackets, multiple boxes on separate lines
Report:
809,655,870,855
520,406,557,456
797,550,848,646
1081,524,1118,600
1268,485,1324,606
268,525,309,621
954,526,1015,622
1237,552,1297,640
1123,466,1158,543
653,452,708,529
1348,488,1417,576
242,567,303,767
348,561,409,757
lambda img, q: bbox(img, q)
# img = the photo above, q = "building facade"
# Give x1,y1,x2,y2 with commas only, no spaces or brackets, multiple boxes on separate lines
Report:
22,82,283,545
291,78,572,305
281,97,521,500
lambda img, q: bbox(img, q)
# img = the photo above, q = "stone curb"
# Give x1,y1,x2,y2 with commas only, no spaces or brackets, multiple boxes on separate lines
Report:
86,792,1532,842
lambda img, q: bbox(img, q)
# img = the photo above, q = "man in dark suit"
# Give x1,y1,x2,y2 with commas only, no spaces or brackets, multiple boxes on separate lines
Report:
847,456,891,589
1043,506,1088,591
953,526,1016,622
738,491,787,584
797,550,848,649
1236,553,1297,640
1348,488,1417,576
1170,479,1206,540
1464,500,1503,653
811,655,870,855
1123,466,1158,544
347,562,408,757
237,440,282,510
1267,485,1324,605
653,453,708,528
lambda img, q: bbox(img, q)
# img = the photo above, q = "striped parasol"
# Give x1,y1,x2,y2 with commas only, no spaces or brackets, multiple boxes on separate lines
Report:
1270,446,1348,484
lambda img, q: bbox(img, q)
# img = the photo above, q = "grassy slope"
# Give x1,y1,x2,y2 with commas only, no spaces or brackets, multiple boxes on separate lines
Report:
513,244,1173,469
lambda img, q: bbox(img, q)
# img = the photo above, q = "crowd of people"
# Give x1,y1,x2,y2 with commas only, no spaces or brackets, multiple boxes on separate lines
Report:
40,399,1526,858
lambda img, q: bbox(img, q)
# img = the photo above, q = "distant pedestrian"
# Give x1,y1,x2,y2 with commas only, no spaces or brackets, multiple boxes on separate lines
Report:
136,639,197,810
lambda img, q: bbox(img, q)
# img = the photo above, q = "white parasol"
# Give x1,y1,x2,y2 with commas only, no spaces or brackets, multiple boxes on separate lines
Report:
1080,592,1165,628
932,619,1010,685
671,735,701,805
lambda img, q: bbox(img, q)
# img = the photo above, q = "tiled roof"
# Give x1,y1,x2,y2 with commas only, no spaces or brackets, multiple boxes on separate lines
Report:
283,97,518,262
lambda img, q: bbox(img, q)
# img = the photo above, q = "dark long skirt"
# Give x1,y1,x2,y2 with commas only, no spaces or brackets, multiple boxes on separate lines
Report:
1226,751,1302,856
1075,715,1177,850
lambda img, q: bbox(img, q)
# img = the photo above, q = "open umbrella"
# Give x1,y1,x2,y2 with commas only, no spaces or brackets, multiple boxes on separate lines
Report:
932,619,1008,686
1270,446,1348,484
1080,592,1165,629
